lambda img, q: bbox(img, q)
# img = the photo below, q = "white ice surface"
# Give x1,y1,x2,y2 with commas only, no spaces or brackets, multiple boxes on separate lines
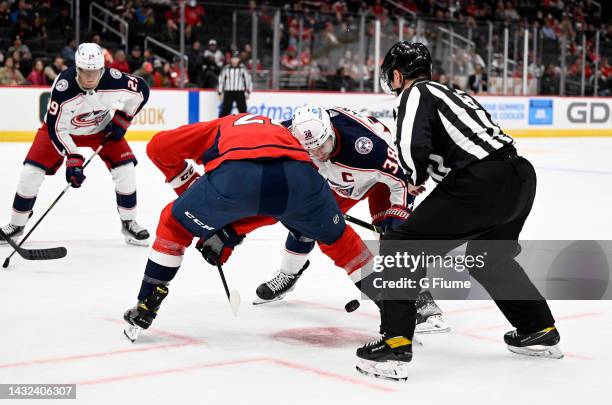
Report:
0,138,611,405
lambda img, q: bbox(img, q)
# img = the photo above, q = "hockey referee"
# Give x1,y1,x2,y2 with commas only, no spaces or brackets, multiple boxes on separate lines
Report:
355,41,561,381
217,51,252,117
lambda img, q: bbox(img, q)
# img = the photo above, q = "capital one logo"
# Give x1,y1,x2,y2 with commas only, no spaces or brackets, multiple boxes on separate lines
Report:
567,102,612,124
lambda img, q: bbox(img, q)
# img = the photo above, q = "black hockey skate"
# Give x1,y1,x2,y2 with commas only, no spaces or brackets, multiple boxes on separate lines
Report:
356,334,413,381
504,326,563,359
415,291,450,333
253,261,310,305
123,285,169,342
0,224,24,245
121,220,150,246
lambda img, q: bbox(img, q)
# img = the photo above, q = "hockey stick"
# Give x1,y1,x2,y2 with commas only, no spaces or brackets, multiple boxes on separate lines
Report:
2,139,110,269
344,214,382,234
216,263,241,316
0,229,67,261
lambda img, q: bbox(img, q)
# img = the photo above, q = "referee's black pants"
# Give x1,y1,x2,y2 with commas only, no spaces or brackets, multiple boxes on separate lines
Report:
378,149,555,338
219,91,247,117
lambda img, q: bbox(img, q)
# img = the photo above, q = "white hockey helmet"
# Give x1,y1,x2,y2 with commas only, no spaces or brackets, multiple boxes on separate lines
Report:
75,43,104,70
292,104,334,150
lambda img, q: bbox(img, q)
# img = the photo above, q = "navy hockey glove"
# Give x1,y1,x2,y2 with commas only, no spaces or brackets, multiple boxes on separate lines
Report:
65,154,86,188
104,110,132,141
372,205,412,233
195,226,245,266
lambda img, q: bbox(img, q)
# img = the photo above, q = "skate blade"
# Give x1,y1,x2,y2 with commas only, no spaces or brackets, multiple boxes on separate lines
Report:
415,315,451,334
356,358,409,382
124,324,142,343
124,236,150,247
252,295,285,305
507,344,564,359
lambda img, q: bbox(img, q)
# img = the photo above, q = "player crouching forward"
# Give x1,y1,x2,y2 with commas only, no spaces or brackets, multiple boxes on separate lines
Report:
123,113,374,342
252,105,449,334
0,43,150,246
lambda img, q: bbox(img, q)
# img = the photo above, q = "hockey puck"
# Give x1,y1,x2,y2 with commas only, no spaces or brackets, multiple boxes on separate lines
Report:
345,299,360,313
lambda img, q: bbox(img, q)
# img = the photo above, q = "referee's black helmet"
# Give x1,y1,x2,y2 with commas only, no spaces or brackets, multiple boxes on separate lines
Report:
380,41,432,95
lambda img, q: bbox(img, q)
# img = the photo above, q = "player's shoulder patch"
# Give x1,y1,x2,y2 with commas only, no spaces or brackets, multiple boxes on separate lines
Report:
110,68,122,79
55,79,69,92
355,136,374,154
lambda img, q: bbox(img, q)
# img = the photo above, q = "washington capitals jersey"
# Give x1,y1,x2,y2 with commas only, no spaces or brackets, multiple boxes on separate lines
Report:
284,107,411,207
44,67,150,155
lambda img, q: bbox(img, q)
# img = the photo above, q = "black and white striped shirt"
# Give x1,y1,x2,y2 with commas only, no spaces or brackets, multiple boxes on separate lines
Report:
217,64,253,94
395,78,515,185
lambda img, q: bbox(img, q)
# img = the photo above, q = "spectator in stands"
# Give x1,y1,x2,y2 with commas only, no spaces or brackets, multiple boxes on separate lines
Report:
328,66,355,92
187,40,204,86
58,4,73,36
11,49,30,78
164,4,180,41
43,55,66,83
26,58,47,85
0,2,10,27
7,36,31,61
133,61,153,86
468,63,488,94
30,12,48,46
185,0,205,41
204,39,224,70
0,56,26,85
153,61,172,88
61,38,76,67
540,64,560,95
134,3,155,26
281,46,300,71
128,46,143,72
10,1,30,23
110,50,131,73
169,57,189,88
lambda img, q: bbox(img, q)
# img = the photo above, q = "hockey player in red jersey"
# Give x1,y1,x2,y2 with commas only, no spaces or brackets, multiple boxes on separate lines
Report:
123,112,373,341
252,105,449,334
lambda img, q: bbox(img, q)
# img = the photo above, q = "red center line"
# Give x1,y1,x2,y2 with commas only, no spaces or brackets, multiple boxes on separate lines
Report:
0,318,206,370
75,357,397,393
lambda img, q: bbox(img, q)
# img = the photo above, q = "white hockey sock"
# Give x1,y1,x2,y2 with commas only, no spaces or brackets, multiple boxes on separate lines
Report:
281,249,309,275
10,164,46,226
111,163,138,221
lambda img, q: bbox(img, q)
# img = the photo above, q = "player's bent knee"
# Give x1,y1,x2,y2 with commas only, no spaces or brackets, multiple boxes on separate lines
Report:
111,163,137,193
156,202,194,247
17,164,46,196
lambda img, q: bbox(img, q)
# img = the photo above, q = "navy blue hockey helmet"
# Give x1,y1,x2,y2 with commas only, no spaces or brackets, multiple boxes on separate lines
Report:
380,41,432,95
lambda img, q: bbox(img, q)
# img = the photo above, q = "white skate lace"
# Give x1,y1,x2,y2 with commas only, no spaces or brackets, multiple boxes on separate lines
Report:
267,272,295,293
126,221,145,234
1,224,21,235
364,336,385,348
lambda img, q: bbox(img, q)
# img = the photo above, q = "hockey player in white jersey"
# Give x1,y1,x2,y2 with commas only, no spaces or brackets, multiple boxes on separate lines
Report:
253,104,449,333
0,43,150,246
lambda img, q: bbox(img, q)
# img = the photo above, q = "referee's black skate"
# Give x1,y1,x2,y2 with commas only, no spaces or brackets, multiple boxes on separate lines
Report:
121,220,150,246
356,334,413,381
253,261,310,305
504,326,563,359
123,285,169,342
0,224,24,245
415,291,450,333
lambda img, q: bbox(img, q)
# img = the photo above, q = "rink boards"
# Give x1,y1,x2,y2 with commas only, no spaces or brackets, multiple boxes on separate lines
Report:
0,86,611,141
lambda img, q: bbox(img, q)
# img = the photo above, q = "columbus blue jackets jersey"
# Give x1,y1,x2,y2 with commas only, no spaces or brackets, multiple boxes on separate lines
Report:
284,107,411,207
44,67,150,155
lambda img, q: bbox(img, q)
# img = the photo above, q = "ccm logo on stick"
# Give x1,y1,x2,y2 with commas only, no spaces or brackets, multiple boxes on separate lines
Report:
184,211,215,231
